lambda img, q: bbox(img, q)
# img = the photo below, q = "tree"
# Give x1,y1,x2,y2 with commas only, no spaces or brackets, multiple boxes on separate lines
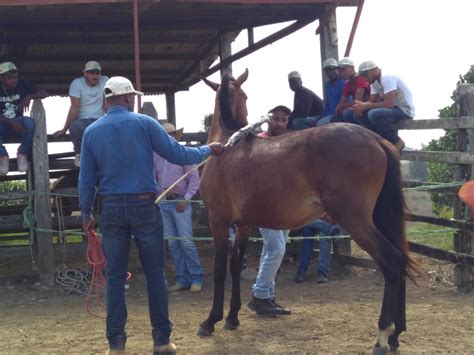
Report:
425,66,474,214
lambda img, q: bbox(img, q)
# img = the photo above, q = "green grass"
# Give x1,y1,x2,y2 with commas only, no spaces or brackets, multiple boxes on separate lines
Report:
407,223,454,251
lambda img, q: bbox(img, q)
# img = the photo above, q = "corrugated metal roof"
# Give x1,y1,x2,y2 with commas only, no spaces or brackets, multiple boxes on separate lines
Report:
0,1,357,96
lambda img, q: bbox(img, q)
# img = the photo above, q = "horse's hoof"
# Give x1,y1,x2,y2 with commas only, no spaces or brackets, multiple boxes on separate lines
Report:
223,319,239,330
196,326,213,337
372,345,390,355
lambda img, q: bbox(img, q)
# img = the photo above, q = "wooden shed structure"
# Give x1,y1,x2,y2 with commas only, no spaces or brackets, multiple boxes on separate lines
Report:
0,0,363,283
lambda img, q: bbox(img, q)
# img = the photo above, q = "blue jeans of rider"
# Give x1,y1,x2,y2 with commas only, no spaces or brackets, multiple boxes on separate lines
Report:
100,194,172,349
252,228,289,299
297,219,340,277
351,107,409,144
160,201,203,287
0,116,35,157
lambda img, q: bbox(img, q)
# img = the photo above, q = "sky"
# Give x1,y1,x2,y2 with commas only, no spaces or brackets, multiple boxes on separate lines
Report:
18,0,474,156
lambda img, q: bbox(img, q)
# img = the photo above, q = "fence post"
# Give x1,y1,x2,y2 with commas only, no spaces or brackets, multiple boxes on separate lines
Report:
454,83,474,292
31,99,55,285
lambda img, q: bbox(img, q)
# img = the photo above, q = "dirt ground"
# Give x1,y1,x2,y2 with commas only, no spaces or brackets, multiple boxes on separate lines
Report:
0,245,473,354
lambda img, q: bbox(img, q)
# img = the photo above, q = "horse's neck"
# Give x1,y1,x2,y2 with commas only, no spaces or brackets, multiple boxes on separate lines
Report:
207,111,232,143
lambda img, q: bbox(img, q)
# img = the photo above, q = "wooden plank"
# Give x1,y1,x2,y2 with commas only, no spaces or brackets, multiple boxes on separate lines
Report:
0,191,28,201
31,100,55,285
396,116,474,130
408,213,474,231
401,150,474,164
165,94,176,127
409,242,474,266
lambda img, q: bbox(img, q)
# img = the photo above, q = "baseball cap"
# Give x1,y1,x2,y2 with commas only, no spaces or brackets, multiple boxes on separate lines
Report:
84,61,102,72
0,62,18,75
358,60,378,74
338,57,354,67
322,58,338,69
104,76,144,98
288,71,302,80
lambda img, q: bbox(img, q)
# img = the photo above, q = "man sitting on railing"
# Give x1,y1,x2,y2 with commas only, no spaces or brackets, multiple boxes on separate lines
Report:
53,61,108,167
349,60,414,152
0,62,48,175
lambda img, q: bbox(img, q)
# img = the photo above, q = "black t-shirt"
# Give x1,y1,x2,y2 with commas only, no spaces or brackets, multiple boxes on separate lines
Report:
288,86,324,129
0,79,37,119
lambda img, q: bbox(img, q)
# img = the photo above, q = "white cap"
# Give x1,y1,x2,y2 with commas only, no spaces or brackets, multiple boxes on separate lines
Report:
338,57,354,67
84,61,102,72
358,60,378,74
322,58,338,69
288,71,302,79
104,76,144,98
0,62,17,74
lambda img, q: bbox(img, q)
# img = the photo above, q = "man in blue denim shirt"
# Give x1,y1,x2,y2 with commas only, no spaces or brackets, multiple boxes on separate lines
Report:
79,76,224,355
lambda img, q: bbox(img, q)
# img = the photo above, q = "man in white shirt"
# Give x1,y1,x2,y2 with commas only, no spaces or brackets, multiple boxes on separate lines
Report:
351,60,414,152
53,61,109,166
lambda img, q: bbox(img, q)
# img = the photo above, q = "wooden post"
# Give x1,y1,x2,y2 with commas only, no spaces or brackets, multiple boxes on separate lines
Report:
319,8,350,256
219,32,233,77
165,93,176,127
31,99,55,285
454,84,474,291
319,7,339,102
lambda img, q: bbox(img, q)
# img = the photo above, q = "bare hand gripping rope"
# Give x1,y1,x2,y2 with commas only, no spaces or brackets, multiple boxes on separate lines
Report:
154,115,271,204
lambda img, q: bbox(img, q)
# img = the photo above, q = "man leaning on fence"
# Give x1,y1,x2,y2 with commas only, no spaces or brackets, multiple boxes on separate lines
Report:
78,76,225,355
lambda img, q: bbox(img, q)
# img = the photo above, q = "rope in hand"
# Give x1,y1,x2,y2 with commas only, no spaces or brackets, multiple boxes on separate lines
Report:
85,228,107,318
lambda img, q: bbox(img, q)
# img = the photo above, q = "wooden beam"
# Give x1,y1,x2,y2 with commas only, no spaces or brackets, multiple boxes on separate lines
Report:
409,241,474,266
408,213,474,232
204,17,318,77
165,93,176,126
401,150,474,164
396,116,474,130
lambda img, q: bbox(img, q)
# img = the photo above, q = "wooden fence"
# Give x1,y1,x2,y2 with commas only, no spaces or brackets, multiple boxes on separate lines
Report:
1,88,474,291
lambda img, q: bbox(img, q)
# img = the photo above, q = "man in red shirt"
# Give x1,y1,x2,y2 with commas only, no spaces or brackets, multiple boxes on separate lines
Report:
318,57,370,125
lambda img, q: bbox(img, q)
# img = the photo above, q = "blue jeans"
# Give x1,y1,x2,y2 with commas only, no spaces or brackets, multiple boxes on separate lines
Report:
351,107,409,144
69,118,97,153
0,116,35,157
252,228,289,299
100,194,172,349
160,201,203,287
297,219,340,277
292,116,319,130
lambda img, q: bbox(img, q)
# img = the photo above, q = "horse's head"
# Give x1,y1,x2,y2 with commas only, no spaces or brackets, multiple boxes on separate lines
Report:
202,69,249,139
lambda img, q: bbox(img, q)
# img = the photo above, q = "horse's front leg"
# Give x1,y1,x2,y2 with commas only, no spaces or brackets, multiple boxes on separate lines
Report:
224,225,251,330
197,220,229,337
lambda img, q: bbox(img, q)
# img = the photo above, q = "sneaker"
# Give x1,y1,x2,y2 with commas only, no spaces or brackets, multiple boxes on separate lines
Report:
316,274,329,284
294,271,305,283
74,154,81,167
270,298,291,315
153,342,176,354
0,156,9,175
190,284,202,293
168,283,188,293
17,153,28,172
247,296,284,315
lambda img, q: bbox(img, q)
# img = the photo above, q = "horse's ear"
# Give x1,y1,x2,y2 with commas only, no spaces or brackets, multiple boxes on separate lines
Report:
201,76,219,91
235,68,249,87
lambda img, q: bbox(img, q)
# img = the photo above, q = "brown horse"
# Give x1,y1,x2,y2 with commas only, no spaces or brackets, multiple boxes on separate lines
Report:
198,69,419,353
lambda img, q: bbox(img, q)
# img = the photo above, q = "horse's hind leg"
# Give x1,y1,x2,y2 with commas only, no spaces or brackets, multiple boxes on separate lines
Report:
348,225,404,354
197,220,229,337
224,225,251,330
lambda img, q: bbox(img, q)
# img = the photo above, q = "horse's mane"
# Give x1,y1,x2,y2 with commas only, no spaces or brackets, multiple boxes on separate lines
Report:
219,74,246,131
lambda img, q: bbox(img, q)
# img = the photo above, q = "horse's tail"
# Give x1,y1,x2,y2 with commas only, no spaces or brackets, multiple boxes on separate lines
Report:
374,139,421,285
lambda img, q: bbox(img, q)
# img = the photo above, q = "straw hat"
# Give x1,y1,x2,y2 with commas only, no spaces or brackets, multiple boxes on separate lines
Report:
162,122,184,140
